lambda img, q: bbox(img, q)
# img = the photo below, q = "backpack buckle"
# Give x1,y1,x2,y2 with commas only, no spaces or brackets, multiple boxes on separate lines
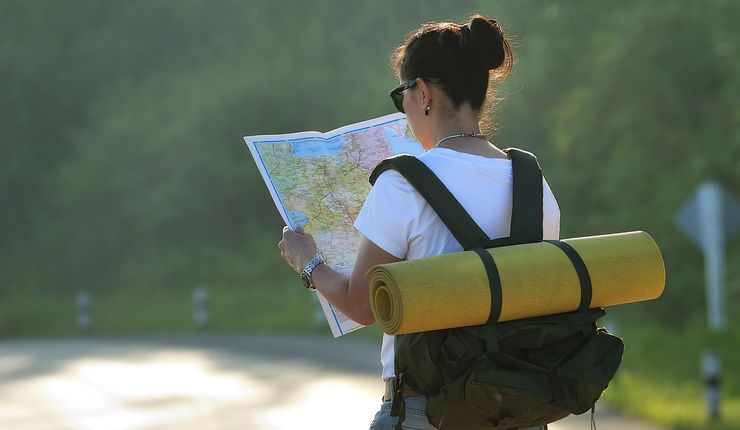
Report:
390,375,403,416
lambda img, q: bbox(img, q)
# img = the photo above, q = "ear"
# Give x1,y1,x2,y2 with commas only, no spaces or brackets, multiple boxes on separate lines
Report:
416,78,434,106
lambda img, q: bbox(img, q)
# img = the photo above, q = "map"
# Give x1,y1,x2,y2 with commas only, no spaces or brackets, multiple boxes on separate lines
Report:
245,113,424,336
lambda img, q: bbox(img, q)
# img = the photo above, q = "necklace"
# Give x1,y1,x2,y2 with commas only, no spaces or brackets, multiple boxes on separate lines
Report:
435,132,487,148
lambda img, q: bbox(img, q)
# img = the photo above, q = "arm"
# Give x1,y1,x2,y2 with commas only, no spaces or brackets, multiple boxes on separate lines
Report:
278,227,402,325
314,237,402,325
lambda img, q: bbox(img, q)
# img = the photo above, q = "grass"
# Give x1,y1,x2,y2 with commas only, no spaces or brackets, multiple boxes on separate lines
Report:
0,281,321,337
0,288,79,337
603,320,740,430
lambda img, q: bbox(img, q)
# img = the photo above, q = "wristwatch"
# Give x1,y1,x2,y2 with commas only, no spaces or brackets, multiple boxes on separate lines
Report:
300,252,325,291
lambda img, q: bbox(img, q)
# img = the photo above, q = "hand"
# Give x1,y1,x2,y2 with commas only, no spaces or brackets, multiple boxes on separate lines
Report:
278,226,319,273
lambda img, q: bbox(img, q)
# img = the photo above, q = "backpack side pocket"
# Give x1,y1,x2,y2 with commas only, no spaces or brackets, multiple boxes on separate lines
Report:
554,328,624,414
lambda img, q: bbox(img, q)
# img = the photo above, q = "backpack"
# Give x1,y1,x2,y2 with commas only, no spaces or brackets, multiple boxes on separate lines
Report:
368,148,624,430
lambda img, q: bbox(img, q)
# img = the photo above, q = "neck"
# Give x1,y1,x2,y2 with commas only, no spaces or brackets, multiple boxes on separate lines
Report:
432,117,481,146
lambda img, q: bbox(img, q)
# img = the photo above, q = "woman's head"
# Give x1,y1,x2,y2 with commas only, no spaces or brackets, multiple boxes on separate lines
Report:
389,14,513,145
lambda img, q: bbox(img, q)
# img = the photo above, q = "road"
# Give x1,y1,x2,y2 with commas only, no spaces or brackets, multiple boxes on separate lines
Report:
0,334,664,430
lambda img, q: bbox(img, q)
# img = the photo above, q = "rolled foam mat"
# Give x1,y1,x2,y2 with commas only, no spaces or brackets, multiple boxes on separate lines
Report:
368,231,665,335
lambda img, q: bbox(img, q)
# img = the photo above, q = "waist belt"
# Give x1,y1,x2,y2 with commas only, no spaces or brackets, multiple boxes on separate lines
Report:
383,378,421,402
383,379,396,402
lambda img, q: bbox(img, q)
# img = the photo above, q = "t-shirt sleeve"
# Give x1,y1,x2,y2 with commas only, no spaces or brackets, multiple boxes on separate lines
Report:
542,177,561,240
353,170,421,259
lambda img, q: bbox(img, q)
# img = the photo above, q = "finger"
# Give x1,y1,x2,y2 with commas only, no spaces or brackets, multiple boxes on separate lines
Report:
295,226,304,234
282,226,290,233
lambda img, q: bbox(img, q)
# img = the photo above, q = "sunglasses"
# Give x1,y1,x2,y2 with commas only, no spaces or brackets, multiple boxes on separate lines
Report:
389,77,441,113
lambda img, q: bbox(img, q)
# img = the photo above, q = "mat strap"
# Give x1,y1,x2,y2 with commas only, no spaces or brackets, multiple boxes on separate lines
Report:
472,247,503,323
545,240,593,311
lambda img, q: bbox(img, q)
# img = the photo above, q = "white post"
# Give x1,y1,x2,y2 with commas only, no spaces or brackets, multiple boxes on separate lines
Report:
76,291,92,333
192,287,209,328
698,182,726,330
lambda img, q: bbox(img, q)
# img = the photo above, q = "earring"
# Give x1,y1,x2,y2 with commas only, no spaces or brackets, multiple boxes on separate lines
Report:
425,105,430,116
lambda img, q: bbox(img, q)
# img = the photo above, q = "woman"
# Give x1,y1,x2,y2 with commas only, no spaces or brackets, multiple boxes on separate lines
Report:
278,14,560,430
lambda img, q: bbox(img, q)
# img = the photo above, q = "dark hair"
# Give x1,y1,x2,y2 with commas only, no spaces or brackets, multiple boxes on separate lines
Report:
390,14,513,127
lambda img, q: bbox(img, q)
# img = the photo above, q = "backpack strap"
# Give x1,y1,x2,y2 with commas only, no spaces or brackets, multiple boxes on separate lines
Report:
369,149,545,248
505,148,544,241
369,154,489,250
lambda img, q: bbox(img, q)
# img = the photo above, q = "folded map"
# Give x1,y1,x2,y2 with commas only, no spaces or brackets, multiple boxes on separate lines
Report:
244,113,423,336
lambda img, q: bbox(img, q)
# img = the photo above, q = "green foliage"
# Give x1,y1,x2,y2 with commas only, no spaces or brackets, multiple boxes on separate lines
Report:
605,322,740,430
1,2,739,426
1,0,480,293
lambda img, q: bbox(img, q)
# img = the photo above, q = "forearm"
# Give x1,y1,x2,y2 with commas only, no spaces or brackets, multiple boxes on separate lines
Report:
278,228,388,326
311,264,375,325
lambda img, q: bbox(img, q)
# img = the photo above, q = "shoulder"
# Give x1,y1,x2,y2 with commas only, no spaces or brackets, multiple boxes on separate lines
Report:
355,161,425,259
371,167,416,195
366,168,425,213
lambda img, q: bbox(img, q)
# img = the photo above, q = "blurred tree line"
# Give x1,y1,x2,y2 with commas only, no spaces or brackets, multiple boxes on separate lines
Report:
1,0,738,334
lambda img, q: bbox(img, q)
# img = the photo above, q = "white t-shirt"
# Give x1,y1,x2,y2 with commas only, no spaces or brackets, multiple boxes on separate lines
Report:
353,147,561,380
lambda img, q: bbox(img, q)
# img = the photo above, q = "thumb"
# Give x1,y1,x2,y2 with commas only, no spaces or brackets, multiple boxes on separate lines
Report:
295,226,305,234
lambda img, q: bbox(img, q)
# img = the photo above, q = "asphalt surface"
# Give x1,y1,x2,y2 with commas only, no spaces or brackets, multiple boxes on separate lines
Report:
0,334,664,430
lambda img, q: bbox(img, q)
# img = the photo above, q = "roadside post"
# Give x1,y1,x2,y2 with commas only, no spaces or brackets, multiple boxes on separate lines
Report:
76,291,92,333
702,350,722,420
674,180,740,420
192,286,209,329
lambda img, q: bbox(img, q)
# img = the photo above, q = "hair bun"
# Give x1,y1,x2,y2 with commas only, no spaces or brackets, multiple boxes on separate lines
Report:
463,15,506,71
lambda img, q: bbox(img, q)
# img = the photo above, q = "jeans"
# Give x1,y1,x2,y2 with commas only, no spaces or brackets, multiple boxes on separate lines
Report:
369,396,439,430
369,396,548,430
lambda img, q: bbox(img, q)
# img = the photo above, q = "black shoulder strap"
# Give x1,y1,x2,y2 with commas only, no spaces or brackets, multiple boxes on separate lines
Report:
368,148,545,249
505,148,544,241
369,154,488,250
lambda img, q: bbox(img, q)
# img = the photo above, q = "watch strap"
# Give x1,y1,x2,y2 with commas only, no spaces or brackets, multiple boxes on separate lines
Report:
301,253,325,291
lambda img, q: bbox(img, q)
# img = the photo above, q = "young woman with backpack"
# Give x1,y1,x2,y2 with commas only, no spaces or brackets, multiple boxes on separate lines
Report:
278,14,560,430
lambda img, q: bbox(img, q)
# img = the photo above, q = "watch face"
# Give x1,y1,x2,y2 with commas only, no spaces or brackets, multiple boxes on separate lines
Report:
300,272,312,289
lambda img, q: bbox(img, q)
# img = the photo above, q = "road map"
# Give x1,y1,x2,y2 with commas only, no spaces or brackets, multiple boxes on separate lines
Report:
245,113,424,336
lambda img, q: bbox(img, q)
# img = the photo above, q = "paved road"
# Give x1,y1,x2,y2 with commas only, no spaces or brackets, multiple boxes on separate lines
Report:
0,335,663,430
